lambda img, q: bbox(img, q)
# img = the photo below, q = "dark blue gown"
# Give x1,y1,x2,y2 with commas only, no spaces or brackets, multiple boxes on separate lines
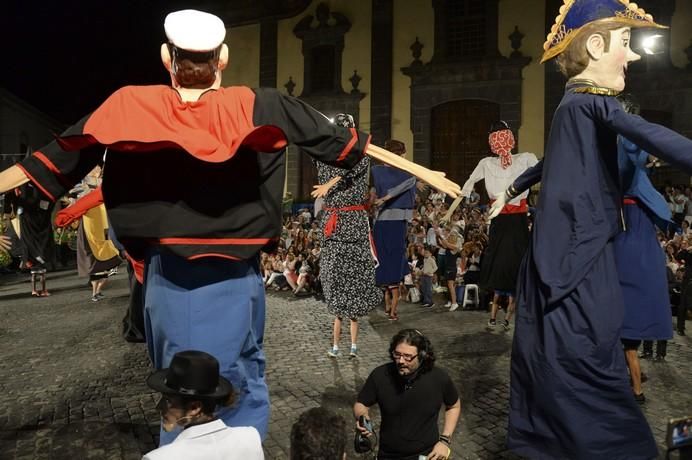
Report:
371,165,415,286
613,139,673,341
508,83,692,460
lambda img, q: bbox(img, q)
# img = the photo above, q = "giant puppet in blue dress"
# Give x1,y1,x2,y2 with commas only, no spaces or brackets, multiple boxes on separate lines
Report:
371,140,417,320
486,1,692,459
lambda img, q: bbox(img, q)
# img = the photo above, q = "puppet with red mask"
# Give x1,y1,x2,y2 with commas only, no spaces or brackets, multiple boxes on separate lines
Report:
457,121,538,324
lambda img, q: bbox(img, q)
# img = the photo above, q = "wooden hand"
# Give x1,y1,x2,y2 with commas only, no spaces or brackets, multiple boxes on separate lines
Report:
311,176,342,199
365,145,461,198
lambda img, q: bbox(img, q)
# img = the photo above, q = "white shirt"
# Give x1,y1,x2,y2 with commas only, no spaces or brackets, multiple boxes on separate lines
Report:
143,421,264,460
426,227,438,247
461,153,539,204
674,193,688,214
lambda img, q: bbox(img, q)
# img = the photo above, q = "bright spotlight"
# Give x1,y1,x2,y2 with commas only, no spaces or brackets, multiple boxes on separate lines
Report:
641,34,663,55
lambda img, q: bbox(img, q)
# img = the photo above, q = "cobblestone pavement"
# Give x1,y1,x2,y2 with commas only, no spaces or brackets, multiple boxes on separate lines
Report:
0,269,690,459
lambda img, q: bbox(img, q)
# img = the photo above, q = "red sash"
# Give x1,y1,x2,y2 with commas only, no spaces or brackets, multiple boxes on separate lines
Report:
489,198,528,214
324,204,367,237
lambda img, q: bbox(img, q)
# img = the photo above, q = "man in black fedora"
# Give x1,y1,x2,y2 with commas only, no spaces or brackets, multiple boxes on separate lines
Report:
143,350,264,459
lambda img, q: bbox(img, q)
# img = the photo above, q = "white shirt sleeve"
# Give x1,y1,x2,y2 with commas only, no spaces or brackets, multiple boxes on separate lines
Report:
461,159,486,197
521,152,539,169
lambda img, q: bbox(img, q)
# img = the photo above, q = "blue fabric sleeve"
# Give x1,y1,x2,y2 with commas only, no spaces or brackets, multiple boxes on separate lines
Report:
384,176,417,199
510,159,544,196
597,97,692,173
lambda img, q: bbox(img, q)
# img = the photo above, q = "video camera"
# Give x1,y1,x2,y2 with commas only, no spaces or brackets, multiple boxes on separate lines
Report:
354,415,374,454
666,416,692,459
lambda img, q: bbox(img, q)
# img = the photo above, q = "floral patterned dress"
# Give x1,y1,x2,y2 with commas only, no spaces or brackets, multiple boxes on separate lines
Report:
316,157,382,317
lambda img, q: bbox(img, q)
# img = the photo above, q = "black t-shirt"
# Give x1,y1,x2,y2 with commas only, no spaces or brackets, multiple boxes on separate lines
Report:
357,363,459,458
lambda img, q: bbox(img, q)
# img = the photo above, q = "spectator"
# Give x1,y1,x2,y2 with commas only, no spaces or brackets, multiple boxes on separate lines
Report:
284,253,299,291
143,350,263,460
290,407,347,460
464,186,480,206
421,247,438,308
671,186,688,224
283,192,294,218
436,225,462,311
676,246,691,336
353,329,460,460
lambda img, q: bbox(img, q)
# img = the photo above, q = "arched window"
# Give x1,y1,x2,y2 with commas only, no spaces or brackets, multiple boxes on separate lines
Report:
445,0,487,58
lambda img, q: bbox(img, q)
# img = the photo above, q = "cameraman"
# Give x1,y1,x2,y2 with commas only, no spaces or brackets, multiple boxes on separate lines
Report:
353,329,460,459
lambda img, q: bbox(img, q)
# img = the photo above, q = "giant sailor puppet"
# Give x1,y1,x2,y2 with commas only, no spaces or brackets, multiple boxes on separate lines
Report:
0,9,461,447
505,1,692,459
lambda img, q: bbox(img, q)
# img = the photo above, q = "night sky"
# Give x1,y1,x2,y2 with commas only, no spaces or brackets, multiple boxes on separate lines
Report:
1,0,198,125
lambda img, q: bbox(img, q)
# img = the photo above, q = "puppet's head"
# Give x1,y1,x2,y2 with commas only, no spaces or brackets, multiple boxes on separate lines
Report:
488,121,515,169
333,113,356,128
384,139,406,156
542,0,665,91
161,10,229,89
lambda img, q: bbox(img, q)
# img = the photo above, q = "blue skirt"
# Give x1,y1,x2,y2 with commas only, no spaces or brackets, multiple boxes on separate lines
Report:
613,203,673,340
508,240,657,459
373,220,409,286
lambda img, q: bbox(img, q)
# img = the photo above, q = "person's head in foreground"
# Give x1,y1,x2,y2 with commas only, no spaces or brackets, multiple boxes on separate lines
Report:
290,406,347,460
389,328,436,377
383,139,406,157
147,350,235,432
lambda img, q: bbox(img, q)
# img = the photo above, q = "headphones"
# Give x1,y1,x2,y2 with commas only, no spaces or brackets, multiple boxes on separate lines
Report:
413,329,430,363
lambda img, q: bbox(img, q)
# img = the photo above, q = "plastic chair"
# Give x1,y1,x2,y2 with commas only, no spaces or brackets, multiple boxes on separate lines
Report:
462,284,479,309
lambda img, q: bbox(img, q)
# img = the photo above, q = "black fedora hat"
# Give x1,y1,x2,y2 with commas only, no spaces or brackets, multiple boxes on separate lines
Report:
147,350,233,400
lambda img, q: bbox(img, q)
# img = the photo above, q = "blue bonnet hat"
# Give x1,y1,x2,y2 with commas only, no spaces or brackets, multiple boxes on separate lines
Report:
542,0,665,63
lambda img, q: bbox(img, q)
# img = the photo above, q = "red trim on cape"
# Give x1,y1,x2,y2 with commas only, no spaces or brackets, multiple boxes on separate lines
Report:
362,134,371,160
124,252,145,284
336,128,358,163
55,187,104,228
187,253,242,261
33,151,72,188
15,164,55,201
58,86,288,162
156,237,275,246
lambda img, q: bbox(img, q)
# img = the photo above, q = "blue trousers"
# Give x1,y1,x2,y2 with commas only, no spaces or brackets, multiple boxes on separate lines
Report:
143,249,269,445
420,275,433,304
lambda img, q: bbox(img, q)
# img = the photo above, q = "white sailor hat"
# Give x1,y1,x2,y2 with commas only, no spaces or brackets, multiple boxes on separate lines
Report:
164,9,226,52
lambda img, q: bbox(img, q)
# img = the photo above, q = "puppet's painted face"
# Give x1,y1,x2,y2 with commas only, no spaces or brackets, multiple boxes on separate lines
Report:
597,27,641,91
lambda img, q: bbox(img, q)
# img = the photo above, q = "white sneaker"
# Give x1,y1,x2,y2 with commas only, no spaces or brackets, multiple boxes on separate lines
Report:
449,303,459,312
444,301,452,308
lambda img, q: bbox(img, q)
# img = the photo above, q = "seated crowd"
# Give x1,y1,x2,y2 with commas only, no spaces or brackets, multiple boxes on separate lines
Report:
262,184,506,314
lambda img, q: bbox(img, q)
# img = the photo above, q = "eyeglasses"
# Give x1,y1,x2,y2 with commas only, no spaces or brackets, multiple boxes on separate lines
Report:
391,352,418,362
